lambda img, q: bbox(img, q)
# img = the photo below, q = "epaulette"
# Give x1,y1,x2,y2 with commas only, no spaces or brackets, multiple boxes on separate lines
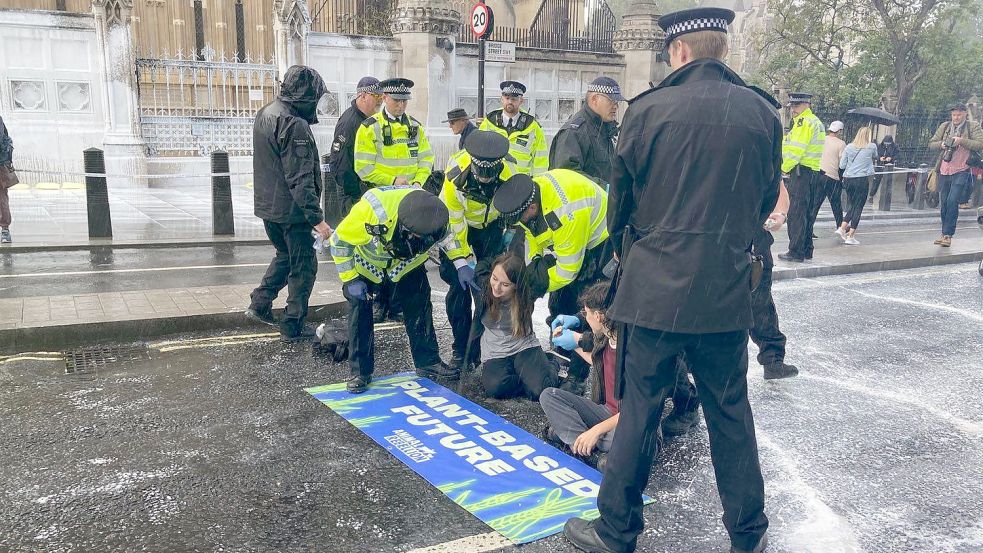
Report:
747,85,781,109
360,117,376,127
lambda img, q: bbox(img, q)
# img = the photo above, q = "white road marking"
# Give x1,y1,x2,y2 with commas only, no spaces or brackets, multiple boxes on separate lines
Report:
0,260,335,279
404,531,512,553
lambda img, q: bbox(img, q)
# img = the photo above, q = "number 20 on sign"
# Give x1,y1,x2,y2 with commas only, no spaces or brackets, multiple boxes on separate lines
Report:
471,2,493,39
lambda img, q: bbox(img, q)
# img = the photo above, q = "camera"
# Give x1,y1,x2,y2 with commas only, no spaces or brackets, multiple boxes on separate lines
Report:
942,137,957,162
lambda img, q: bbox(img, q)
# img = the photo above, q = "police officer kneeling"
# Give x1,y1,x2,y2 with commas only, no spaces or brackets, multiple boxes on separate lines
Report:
438,130,515,370
329,187,467,393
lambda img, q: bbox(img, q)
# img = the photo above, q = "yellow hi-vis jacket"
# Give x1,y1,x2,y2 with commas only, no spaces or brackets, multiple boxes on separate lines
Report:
782,107,826,173
354,110,435,187
479,109,548,176
517,169,608,292
439,149,516,260
329,186,464,284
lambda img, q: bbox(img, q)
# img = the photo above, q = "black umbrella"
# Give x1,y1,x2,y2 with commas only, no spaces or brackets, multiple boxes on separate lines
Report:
846,107,901,126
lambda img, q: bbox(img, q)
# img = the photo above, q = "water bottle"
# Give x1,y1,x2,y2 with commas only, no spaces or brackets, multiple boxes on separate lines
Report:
312,230,326,255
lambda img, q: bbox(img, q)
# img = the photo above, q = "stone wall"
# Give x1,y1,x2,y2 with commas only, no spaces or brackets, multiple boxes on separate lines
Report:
0,9,106,170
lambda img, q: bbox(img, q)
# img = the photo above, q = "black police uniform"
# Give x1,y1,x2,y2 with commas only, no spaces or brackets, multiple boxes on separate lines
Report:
750,228,787,368
581,9,775,553
328,77,379,213
437,131,512,366
249,65,327,338
548,77,624,183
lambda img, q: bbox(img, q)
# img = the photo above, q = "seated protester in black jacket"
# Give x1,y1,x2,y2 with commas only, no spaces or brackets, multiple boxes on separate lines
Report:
473,252,560,399
540,281,699,470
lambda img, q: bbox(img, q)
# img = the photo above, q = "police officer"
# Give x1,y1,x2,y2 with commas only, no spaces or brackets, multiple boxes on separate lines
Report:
492,169,610,385
778,92,826,263
479,81,548,176
549,77,624,182
443,108,477,151
439,130,515,370
353,78,434,321
247,65,331,342
327,76,382,214
354,78,435,188
561,9,776,553
329,187,468,393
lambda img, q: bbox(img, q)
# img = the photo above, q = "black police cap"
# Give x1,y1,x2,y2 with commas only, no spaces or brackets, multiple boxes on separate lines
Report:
464,130,510,162
787,92,814,104
379,78,414,100
493,174,537,217
658,7,735,44
500,81,527,96
398,189,448,237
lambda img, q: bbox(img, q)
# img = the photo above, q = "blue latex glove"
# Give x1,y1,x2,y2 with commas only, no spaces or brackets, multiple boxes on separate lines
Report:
552,329,579,351
550,314,581,332
345,280,369,300
457,264,479,291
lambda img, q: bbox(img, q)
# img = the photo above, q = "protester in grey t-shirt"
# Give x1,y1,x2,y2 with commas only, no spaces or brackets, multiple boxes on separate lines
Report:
474,253,559,399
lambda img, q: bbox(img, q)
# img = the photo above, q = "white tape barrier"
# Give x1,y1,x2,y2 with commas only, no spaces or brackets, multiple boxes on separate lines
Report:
15,169,253,179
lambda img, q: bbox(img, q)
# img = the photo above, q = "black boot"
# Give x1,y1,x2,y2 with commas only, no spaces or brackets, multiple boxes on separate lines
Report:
731,533,768,553
661,405,701,437
347,374,372,394
541,424,566,450
764,362,799,380
563,518,618,553
245,307,277,326
416,361,460,381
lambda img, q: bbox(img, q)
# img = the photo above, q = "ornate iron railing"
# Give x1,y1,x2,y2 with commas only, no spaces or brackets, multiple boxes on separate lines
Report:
308,0,398,36
135,50,279,157
458,0,616,54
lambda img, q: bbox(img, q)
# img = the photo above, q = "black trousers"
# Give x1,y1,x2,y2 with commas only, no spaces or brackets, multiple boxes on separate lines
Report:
595,325,768,552
843,177,869,230
481,346,559,400
815,174,844,228
786,167,822,258
249,220,318,335
344,266,441,377
749,239,786,367
547,241,612,381
438,222,506,358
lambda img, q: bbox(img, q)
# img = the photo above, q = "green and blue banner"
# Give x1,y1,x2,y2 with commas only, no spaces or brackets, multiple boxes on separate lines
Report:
306,372,645,543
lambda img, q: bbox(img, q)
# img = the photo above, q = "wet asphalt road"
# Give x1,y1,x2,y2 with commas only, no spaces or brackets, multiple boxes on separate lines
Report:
1,263,982,552
1,219,980,299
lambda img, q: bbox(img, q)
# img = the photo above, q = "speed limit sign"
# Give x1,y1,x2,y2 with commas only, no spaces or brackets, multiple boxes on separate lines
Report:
470,2,493,39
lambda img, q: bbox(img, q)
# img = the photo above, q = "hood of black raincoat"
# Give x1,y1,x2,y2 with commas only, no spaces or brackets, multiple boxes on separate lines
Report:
279,65,327,124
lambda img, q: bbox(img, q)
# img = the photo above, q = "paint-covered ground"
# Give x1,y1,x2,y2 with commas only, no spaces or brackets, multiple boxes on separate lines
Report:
1,263,981,553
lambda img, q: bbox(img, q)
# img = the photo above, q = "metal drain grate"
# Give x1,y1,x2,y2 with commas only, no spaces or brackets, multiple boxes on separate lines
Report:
63,345,150,374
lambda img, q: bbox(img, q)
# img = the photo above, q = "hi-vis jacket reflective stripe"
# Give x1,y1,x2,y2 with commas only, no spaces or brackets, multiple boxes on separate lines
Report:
439,149,516,260
517,169,608,292
782,107,825,173
354,111,435,187
479,109,548,176
329,186,462,283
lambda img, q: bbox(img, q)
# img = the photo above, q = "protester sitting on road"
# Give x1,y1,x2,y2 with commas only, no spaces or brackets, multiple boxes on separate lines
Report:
838,127,878,245
471,252,560,399
540,281,698,471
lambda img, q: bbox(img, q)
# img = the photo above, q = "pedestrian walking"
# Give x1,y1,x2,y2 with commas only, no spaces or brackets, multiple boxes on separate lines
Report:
561,8,777,553
479,81,549,176
438,130,515,372
928,102,983,247
838,127,878,245
548,77,624,183
246,65,331,342
329,187,464,393
492,169,610,390
327,76,382,214
0,114,15,243
869,135,900,203
443,108,477,151
817,120,846,230
470,252,560,399
778,92,826,263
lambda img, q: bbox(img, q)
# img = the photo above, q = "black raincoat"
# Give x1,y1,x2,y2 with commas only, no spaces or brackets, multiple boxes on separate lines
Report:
608,58,782,333
548,106,618,183
329,100,374,200
252,65,327,226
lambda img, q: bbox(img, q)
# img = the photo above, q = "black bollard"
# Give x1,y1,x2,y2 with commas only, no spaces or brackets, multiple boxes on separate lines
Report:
83,147,112,238
321,153,343,227
211,150,235,235
878,163,894,211
914,164,928,210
